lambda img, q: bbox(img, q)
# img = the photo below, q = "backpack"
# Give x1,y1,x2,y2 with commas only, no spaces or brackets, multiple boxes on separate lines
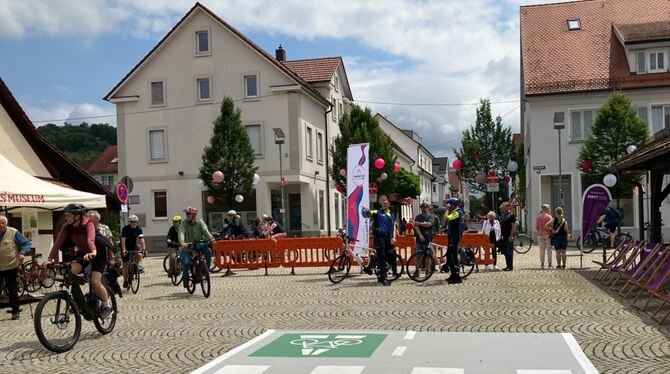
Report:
458,208,468,237
607,207,621,222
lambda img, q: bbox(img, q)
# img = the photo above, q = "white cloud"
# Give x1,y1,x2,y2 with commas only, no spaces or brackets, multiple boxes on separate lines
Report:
24,101,116,127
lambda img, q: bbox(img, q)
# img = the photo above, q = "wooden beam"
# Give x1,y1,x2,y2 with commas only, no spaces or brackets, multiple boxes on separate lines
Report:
649,171,664,243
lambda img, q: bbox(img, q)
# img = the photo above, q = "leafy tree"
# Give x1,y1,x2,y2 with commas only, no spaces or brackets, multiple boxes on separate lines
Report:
37,122,116,163
199,97,257,206
330,105,419,197
578,91,650,198
453,99,514,193
386,169,421,198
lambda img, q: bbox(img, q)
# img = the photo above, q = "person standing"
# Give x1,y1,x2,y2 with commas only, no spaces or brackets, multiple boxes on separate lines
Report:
443,198,463,283
481,211,501,271
535,204,554,269
414,202,435,272
370,194,396,286
499,202,517,271
0,215,31,320
547,207,570,269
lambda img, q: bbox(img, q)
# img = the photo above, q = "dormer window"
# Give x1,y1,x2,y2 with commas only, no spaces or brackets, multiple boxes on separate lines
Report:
567,19,581,31
637,49,668,74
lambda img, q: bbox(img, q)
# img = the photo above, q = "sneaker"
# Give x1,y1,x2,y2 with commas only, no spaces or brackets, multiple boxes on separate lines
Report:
502,268,512,272
11,311,19,320
548,264,553,269
541,263,544,269
447,277,462,284
484,265,490,271
183,281,190,289
562,265,566,269
363,267,372,275
99,304,113,319
138,266,145,274
412,270,420,278
122,281,129,289
493,265,500,271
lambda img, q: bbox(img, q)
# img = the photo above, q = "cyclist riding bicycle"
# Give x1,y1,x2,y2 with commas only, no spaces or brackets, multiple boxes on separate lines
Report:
225,210,249,239
178,206,214,289
121,214,145,289
166,215,182,250
47,203,112,318
596,206,620,248
263,215,286,239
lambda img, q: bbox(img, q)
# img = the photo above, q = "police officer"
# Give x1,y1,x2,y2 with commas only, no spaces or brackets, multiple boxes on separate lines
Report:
444,198,463,284
370,194,396,286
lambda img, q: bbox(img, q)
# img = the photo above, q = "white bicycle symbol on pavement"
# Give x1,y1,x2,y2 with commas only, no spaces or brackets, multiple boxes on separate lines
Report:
290,335,365,355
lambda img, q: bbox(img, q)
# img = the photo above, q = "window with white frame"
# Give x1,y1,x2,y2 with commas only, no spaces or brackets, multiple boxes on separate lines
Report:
153,190,167,218
651,104,670,134
570,109,596,141
638,106,648,124
196,77,211,101
150,81,165,106
316,131,324,163
305,125,313,160
647,50,666,73
245,124,262,155
195,30,210,55
149,129,166,161
244,74,258,98
334,74,340,92
101,175,114,189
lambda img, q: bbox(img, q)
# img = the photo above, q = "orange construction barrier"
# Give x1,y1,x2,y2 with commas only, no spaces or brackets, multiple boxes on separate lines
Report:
278,237,344,274
213,239,281,275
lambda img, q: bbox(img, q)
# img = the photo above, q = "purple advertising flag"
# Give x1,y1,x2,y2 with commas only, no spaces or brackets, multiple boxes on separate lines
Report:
581,184,612,238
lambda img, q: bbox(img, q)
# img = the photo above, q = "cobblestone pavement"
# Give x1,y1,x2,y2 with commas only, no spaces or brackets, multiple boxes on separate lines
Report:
1,249,669,374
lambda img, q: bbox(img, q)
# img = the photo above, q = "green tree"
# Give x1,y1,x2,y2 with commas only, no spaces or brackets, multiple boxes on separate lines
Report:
578,91,650,198
453,99,514,193
199,97,257,206
330,105,419,197
37,122,116,163
386,169,421,198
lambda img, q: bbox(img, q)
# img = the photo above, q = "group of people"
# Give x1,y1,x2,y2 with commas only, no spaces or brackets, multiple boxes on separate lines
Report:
481,202,518,271
535,204,571,269
211,210,286,240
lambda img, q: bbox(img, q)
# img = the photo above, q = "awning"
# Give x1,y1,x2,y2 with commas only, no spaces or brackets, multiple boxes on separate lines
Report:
0,154,107,209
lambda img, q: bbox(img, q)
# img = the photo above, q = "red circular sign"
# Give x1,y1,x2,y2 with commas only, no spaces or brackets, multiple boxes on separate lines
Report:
116,182,129,203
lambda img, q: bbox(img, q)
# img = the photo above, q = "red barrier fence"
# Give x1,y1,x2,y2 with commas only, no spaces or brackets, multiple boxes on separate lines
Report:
212,233,493,275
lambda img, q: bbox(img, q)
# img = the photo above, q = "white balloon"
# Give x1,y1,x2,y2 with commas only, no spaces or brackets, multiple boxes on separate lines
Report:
197,179,208,191
235,194,244,203
379,172,388,181
252,173,260,185
626,145,637,155
603,173,617,187
507,160,518,172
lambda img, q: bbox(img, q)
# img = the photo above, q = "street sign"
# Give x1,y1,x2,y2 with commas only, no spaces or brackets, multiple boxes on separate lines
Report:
532,165,546,171
487,182,499,192
510,195,521,206
116,182,129,203
120,175,134,193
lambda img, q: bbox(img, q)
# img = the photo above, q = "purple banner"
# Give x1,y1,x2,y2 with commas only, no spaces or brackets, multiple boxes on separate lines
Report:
581,184,612,237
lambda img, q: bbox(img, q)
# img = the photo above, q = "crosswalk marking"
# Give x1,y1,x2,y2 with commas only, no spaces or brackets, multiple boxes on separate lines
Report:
309,366,365,374
213,365,270,374
517,371,572,374
392,346,407,356
404,331,416,340
411,368,465,374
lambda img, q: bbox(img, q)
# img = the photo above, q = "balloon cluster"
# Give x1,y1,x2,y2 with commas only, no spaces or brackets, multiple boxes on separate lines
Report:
205,170,259,204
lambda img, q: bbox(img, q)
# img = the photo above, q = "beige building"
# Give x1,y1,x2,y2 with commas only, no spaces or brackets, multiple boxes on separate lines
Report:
104,3,353,248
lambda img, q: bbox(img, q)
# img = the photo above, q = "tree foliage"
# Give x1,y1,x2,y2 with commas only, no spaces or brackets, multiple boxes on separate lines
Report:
199,97,257,206
330,105,420,197
386,168,421,198
453,99,513,192
37,122,116,163
578,91,650,198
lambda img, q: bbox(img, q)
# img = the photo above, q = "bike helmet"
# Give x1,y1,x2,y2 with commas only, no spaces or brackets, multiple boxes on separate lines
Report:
128,214,139,222
63,203,86,214
172,215,183,222
183,206,198,214
227,210,237,215
446,198,460,206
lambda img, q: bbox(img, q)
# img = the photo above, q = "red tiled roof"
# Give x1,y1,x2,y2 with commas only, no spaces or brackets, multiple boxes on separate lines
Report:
615,21,670,44
521,0,670,96
282,57,341,82
448,169,460,192
87,145,118,175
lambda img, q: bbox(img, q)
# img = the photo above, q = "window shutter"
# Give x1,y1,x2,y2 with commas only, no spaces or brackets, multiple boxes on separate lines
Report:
637,52,646,74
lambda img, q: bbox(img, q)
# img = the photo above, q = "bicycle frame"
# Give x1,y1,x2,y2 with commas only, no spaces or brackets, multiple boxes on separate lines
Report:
52,265,97,321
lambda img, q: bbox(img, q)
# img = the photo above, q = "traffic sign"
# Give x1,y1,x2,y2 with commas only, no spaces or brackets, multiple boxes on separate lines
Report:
487,182,499,192
510,195,521,206
532,165,546,171
120,175,134,193
116,182,129,203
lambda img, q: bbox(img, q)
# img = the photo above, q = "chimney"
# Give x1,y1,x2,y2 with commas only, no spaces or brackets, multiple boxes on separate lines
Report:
276,44,286,61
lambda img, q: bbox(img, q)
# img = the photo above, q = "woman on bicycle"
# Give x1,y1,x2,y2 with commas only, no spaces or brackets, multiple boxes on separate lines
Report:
481,211,501,271
47,203,111,318
546,206,570,269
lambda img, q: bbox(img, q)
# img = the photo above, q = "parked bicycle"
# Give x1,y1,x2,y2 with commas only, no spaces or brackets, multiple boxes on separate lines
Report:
184,241,211,298
577,224,633,254
33,262,117,353
328,228,404,284
512,233,533,254
406,243,475,282
0,274,25,298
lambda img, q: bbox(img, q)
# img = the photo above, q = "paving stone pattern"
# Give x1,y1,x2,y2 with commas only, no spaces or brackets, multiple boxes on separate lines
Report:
0,249,669,373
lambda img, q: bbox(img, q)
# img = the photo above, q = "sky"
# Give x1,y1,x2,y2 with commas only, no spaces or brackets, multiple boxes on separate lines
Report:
0,0,568,159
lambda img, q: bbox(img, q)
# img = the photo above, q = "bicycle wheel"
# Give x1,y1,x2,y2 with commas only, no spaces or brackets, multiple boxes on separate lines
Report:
34,292,81,353
39,266,57,289
614,233,633,248
93,285,117,335
327,254,351,284
171,258,183,286
16,277,26,298
513,234,532,254
187,264,197,294
199,262,211,298
386,252,404,282
406,253,435,283
130,265,140,294
22,261,42,293
163,253,171,274
458,249,475,279
580,233,598,254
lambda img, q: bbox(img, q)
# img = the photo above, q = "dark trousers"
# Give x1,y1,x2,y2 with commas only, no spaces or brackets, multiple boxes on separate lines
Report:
491,240,498,266
446,235,460,278
375,234,391,282
0,267,20,313
503,239,514,270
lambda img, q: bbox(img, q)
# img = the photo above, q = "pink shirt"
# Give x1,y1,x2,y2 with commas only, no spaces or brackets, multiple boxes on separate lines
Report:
536,212,553,237
49,217,97,259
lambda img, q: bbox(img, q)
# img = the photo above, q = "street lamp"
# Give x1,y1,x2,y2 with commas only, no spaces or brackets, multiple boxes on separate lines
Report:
273,128,286,227
553,112,566,208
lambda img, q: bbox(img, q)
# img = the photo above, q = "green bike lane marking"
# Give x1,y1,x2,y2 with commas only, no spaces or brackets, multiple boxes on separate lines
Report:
250,333,387,358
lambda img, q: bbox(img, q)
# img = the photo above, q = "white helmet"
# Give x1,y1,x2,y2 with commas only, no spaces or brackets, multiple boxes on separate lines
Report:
227,210,237,215
128,214,139,222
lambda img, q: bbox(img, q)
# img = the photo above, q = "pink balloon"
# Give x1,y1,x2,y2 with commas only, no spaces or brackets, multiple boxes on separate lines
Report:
335,184,345,193
503,175,511,183
339,168,346,177
374,158,385,170
212,170,224,183
206,196,215,204
393,162,401,172
581,159,591,172
452,159,462,170
475,172,486,183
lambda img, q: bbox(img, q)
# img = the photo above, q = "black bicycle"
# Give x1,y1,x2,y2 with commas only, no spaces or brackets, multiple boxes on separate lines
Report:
126,252,143,294
407,243,475,282
34,263,117,353
513,233,533,254
165,248,183,286
577,225,633,254
185,241,211,298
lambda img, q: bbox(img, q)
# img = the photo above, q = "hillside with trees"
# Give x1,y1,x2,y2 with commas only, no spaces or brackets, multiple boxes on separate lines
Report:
37,122,116,164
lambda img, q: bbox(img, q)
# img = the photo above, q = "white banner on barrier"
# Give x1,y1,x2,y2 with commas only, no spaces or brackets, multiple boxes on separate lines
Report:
346,143,370,255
